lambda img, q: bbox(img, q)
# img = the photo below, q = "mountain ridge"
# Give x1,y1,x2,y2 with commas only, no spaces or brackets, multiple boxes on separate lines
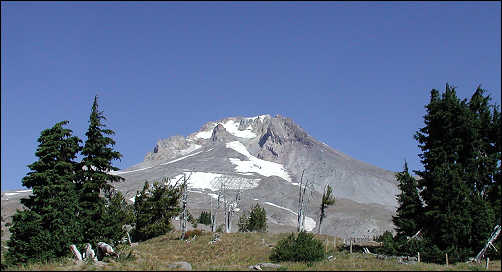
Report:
2,114,399,240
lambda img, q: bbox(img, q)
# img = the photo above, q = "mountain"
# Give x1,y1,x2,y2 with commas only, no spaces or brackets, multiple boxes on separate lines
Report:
1,114,399,240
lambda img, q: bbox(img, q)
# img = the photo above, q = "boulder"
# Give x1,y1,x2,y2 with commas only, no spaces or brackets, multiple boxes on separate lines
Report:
168,261,192,271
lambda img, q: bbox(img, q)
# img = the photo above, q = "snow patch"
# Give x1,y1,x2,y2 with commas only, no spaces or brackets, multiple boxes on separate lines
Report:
4,193,20,196
181,143,202,154
264,201,316,232
195,128,215,139
110,166,153,175
208,193,219,200
167,172,260,191
160,150,203,165
222,120,256,138
226,141,292,182
194,118,258,139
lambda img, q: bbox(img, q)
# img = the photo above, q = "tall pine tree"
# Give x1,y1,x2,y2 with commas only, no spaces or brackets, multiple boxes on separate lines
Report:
392,161,423,238
78,95,124,245
414,84,499,263
6,121,82,264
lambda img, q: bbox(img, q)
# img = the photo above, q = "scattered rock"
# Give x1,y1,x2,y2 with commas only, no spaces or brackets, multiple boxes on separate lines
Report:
248,264,262,270
168,261,192,271
258,262,281,268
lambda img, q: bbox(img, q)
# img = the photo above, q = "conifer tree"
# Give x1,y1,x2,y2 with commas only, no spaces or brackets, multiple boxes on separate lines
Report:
78,95,124,244
247,203,267,232
317,184,335,234
414,84,499,262
392,161,423,238
101,190,135,245
197,211,212,225
6,121,82,264
132,179,183,242
238,211,250,232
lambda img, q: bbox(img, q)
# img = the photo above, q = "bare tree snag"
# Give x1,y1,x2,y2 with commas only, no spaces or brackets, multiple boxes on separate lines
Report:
215,176,242,233
474,225,501,263
180,172,192,240
84,243,97,262
70,244,82,263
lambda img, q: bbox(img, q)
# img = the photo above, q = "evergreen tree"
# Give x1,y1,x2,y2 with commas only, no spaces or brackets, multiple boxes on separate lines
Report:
247,203,267,232
197,211,212,225
238,211,250,232
101,190,135,246
414,84,499,263
132,179,183,242
317,184,335,234
392,161,424,238
78,95,124,244
487,104,501,223
6,121,82,264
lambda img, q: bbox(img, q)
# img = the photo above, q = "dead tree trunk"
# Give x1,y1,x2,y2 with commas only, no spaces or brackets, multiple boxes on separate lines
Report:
70,244,83,263
180,173,189,240
84,243,97,262
216,177,242,234
210,197,216,232
297,170,313,232
297,170,305,232
474,225,501,263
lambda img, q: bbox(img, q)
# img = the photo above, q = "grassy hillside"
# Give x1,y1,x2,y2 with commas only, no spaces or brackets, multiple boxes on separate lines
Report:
2,231,500,271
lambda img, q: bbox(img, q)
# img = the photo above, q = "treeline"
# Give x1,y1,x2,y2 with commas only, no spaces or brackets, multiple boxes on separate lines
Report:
380,84,501,263
4,96,184,265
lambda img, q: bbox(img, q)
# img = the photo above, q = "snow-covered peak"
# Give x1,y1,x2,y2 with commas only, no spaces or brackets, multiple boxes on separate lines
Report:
192,115,270,140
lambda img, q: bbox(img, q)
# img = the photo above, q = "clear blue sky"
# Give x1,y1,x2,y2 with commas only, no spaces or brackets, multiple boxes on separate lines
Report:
2,2,500,191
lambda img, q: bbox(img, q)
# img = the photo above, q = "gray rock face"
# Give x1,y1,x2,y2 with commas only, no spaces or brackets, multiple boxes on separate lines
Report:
210,124,236,143
1,114,399,240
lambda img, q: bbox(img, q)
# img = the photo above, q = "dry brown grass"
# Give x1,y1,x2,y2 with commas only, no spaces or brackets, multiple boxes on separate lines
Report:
3,231,500,271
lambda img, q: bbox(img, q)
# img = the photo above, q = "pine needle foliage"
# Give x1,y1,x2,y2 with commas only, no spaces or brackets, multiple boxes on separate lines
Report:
412,84,500,263
132,179,183,242
392,161,424,238
6,121,82,264
78,95,124,245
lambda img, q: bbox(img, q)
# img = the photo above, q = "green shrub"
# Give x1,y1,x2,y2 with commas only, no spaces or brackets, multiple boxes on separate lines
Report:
270,231,325,262
215,224,225,233
374,231,398,255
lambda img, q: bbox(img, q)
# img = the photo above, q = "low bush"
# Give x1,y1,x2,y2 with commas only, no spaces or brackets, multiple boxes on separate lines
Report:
270,231,325,262
182,229,203,240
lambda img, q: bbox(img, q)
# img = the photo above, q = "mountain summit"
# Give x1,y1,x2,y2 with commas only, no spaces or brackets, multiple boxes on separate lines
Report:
2,114,399,239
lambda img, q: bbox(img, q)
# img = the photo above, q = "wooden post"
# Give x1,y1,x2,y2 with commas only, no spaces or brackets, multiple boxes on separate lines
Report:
445,253,448,267
350,240,353,254
417,252,420,263
486,257,489,270
334,238,336,251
